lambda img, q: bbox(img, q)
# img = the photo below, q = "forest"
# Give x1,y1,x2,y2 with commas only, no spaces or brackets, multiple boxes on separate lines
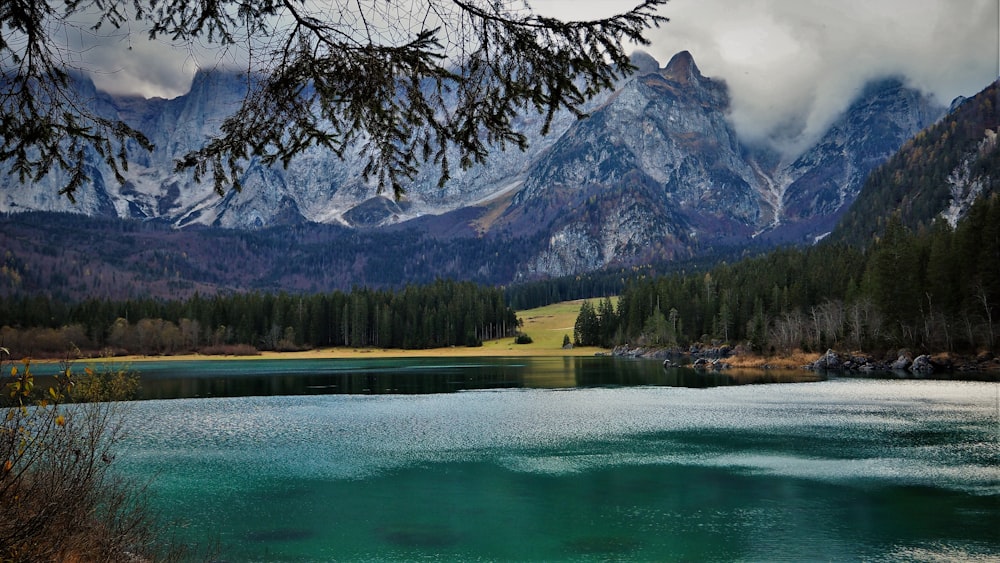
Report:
574,194,1000,356
4,195,997,360
0,211,551,301
3,194,997,360
0,280,518,358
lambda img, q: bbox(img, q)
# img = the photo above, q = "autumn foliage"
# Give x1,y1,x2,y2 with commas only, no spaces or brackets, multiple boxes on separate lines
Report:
0,351,169,561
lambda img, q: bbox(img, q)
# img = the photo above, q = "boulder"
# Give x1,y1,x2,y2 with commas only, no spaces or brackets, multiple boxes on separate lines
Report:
807,349,841,370
821,349,841,369
909,355,934,374
891,354,912,371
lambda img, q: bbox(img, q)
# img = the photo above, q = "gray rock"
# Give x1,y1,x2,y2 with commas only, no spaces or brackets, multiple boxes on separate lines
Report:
821,349,841,369
891,355,913,371
0,56,945,281
910,355,934,374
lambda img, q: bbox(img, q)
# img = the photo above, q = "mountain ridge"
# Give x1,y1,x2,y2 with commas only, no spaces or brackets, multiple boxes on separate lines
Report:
1,52,961,284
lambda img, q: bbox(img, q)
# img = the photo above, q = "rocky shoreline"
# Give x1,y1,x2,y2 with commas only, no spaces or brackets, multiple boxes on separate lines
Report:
609,344,1000,375
802,349,999,375
608,344,738,370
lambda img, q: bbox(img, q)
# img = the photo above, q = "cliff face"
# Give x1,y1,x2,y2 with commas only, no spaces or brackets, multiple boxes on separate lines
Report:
0,52,947,278
775,78,945,241
1,69,580,230
492,55,945,276
831,80,1000,246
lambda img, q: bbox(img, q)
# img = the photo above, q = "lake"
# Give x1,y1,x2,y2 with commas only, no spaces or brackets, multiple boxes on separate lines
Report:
110,357,998,561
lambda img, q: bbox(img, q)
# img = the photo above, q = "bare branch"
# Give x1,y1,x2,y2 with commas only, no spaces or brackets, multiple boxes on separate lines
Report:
1,0,668,201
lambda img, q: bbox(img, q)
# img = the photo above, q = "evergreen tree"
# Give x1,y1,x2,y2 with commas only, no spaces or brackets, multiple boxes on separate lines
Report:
1,1,665,199
574,301,600,347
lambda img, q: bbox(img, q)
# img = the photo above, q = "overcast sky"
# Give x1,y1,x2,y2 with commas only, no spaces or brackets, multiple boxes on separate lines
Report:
81,0,999,154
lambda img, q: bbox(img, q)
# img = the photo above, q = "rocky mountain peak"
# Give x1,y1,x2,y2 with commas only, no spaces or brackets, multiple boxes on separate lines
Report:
0,50,958,282
628,50,661,75
661,50,702,85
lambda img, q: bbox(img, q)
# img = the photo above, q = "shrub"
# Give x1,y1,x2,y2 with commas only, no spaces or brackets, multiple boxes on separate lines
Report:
0,351,176,561
514,334,533,345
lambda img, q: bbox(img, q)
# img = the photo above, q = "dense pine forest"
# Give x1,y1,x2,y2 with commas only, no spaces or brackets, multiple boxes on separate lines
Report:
0,280,517,357
574,194,999,356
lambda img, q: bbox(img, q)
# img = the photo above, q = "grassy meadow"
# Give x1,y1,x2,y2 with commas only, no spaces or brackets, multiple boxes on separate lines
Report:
111,299,610,362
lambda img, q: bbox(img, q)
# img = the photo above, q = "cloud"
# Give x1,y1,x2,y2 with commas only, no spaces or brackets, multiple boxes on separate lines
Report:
70,0,999,153
643,0,1000,155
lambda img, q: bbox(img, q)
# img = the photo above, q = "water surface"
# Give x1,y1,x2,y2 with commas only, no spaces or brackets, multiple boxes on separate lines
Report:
115,360,999,561
33,356,824,398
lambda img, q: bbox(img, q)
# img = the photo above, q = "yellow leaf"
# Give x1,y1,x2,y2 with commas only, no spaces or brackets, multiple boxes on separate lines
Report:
55,415,65,427
10,366,16,377
49,387,58,400
85,367,94,376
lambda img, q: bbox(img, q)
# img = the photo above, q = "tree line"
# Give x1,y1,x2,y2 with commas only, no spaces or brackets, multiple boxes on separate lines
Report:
0,280,518,357
575,194,1000,355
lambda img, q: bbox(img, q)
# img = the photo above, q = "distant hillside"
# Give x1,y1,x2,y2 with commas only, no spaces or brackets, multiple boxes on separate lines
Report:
831,80,999,246
0,212,546,301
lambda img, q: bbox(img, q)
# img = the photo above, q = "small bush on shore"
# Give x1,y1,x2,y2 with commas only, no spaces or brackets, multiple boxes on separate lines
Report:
0,350,179,561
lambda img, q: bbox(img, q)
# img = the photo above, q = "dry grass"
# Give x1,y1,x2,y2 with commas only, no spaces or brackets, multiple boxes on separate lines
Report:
725,350,821,369
471,186,520,233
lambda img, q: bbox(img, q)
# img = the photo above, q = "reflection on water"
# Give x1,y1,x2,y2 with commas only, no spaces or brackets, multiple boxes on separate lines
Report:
31,356,826,400
132,357,828,399
136,358,828,399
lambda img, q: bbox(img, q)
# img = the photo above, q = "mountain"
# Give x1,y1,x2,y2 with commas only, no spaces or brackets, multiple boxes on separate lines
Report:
486,53,945,275
831,80,1000,246
1,70,581,230
772,78,945,241
0,52,952,287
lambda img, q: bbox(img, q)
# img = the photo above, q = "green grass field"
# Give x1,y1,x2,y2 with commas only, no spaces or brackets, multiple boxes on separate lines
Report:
507,297,616,351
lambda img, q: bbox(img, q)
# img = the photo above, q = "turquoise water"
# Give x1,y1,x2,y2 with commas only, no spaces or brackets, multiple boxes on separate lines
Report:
114,362,1000,561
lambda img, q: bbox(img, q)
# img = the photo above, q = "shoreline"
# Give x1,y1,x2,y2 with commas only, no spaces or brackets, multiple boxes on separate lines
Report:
610,344,1000,374
25,341,999,375
69,341,611,364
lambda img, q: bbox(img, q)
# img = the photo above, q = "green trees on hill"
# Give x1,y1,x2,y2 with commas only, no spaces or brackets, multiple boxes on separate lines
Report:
601,194,1000,354
0,280,517,357
573,297,619,347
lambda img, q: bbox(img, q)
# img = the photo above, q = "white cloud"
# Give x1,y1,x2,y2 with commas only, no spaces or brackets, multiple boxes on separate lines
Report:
643,0,999,154
73,0,999,151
